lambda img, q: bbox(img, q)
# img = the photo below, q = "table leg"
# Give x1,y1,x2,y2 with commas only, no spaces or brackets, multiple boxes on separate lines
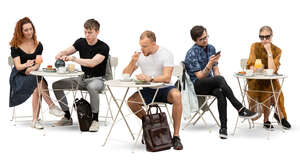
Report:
103,87,134,146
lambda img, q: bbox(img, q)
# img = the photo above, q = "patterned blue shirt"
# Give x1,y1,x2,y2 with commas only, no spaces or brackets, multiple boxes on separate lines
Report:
184,44,218,83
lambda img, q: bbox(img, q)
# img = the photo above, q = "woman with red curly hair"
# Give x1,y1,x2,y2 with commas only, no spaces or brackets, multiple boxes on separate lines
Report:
9,17,64,129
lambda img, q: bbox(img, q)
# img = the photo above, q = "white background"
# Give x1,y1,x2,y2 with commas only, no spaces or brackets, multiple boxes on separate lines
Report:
1,0,300,160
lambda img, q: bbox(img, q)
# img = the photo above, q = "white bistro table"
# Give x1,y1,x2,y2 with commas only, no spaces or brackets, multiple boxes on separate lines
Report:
30,70,84,127
102,80,164,148
233,73,287,135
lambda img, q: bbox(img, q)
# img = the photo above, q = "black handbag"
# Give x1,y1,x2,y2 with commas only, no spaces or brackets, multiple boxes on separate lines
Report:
142,104,173,152
73,98,93,131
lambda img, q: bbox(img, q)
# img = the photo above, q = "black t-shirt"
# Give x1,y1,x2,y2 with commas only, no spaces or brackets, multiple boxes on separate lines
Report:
11,42,43,74
11,42,43,64
73,38,109,77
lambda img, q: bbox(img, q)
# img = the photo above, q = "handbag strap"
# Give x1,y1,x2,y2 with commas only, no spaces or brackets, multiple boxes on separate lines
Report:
147,104,164,123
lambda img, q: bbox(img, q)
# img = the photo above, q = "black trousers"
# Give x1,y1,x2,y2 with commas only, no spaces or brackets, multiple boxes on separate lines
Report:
193,76,243,129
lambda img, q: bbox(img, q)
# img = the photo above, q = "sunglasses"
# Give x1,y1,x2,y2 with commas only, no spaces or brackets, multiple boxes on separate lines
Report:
198,35,209,42
259,35,271,40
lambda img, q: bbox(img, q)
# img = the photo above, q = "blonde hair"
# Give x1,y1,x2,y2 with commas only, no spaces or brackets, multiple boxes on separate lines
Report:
259,26,273,35
140,30,156,42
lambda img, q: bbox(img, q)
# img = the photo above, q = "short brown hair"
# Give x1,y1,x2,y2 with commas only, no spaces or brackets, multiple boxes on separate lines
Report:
140,30,156,42
259,26,273,35
84,19,100,31
10,17,38,47
190,25,207,41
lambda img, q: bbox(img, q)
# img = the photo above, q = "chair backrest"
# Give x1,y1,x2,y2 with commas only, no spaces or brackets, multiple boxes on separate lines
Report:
104,56,118,80
110,56,118,79
8,56,14,69
172,64,183,78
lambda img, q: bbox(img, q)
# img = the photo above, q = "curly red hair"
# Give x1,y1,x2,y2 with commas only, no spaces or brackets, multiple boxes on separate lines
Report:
9,17,38,47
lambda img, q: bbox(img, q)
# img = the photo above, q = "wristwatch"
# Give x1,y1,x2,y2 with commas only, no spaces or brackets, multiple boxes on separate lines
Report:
268,53,272,57
150,76,154,82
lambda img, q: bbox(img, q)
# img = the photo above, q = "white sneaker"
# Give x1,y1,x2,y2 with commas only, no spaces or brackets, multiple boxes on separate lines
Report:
32,120,44,129
49,105,65,117
89,121,99,132
54,117,73,126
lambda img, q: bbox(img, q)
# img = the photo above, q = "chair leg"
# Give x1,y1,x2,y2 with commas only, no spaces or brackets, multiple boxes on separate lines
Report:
232,116,239,136
208,109,220,127
182,109,201,130
193,111,205,126
103,92,114,126
12,107,16,126
201,117,212,133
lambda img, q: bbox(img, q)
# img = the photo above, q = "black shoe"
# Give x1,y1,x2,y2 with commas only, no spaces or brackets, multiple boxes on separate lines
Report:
263,121,274,130
172,136,183,150
274,113,291,129
239,108,258,119
219,128,228,139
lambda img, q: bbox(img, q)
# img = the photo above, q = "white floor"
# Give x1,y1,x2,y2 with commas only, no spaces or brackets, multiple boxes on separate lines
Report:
2,89,299,161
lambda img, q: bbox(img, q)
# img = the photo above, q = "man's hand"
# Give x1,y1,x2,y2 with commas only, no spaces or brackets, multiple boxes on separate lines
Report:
135,73,151,82
55,52,63,60
208,54,220,66
132,51,141,62
64,56,76,62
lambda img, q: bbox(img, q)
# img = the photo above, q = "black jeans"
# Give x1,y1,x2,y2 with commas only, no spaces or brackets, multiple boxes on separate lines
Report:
193,76,243,129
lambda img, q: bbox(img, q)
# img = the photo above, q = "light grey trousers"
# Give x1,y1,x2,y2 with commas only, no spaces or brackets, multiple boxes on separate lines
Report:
52,76,105,113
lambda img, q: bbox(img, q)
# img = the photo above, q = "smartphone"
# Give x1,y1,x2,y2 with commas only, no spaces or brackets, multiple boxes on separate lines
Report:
214,51,221,56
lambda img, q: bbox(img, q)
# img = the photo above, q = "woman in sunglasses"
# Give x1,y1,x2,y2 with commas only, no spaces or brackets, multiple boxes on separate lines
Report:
246,26,291,130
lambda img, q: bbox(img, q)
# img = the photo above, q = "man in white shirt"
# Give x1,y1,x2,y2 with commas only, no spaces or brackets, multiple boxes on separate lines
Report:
123,30,183,150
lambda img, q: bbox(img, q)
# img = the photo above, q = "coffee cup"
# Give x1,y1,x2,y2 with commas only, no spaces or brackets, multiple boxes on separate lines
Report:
58,67,66,73
265,69,274,76
245,69,253,76
122,73,130,81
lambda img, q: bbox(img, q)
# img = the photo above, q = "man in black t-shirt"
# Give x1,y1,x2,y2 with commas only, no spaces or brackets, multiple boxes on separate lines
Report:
52,19,109,132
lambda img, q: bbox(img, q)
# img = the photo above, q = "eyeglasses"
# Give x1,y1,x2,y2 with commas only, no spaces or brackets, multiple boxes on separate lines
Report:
198,35,209,42
259,35,271,40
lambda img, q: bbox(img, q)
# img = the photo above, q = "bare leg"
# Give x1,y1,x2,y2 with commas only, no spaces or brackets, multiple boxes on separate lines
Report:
39,80,56,109
167,89,182,137
32,87,41,121
127,93,145,119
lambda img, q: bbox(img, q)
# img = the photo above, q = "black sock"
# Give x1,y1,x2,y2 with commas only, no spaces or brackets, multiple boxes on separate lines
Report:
64,111,71,119
92,113,98,121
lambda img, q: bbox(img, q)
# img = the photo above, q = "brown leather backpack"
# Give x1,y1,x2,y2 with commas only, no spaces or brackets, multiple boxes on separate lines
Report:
142,104,173,152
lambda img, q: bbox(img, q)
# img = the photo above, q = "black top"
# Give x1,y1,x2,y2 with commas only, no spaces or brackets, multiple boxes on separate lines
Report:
11,42,43,74
11,42,43,64
73,38,109,78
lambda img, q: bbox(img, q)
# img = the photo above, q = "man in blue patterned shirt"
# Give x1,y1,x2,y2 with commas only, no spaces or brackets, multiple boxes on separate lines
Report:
185,25,258,139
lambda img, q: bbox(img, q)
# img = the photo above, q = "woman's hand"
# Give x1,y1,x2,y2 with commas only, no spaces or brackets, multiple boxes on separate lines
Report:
24,60,35,68
264,43,272,55
25,67,34,75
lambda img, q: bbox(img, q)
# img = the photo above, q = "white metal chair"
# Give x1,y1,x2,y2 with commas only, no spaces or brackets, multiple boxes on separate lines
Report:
175,62,220,131
79,56,118,125
183,95,220,131
8,56,33,124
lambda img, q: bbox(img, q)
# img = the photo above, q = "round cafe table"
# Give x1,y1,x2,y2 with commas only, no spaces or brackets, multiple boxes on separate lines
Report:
30,70,84,129
233,72,287,136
